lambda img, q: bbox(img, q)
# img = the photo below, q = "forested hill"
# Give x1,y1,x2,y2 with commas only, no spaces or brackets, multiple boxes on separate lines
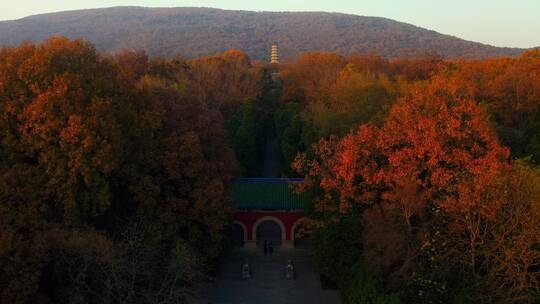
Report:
0,6,527,60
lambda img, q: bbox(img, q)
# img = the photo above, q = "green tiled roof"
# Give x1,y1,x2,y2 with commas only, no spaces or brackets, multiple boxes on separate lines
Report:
232,178,306,210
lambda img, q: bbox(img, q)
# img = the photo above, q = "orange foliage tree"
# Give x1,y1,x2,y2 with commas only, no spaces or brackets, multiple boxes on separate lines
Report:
0,38,236,303
441,50,540,162
280,52,345,104
481,161,540,303
188,49,268,114
294,76,510,286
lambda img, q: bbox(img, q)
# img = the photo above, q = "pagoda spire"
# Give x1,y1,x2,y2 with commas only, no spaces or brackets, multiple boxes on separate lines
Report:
271,43,280,64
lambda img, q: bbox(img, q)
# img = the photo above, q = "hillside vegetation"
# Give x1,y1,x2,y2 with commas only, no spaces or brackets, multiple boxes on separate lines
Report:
0,6,527,60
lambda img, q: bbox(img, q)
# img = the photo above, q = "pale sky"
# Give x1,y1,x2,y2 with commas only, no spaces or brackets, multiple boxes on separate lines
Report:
0,0,538,48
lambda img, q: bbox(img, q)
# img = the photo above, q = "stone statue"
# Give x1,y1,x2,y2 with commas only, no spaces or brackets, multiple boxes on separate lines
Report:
242,259,251,279
285,259,294,280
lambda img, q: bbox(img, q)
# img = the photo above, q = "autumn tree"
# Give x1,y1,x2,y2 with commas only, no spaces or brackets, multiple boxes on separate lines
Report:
280,52,345,104
275,53,398,177
391,53,446,81
0,38,236,303
439,51,540,163
127,72,236,258
0,37,136,303
188,49,269,114
294,76,509,298
482,161,540,303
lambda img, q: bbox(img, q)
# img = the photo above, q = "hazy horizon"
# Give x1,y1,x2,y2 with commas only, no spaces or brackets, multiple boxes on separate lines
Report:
0,1,539,49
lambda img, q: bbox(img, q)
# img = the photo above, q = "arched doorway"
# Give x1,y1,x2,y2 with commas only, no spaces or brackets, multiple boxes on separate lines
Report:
253,217,285,249
232,221,246,248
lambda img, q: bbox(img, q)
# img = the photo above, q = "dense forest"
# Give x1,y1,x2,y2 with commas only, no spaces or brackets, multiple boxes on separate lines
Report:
279,51,540,303
0,7,529,60
0,37,268,303
1,37,540,303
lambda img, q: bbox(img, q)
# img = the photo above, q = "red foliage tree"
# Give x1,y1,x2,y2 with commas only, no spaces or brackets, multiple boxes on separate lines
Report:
294,76,510,280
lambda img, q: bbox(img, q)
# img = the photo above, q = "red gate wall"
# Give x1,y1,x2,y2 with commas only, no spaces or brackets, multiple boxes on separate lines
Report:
234,211,301,241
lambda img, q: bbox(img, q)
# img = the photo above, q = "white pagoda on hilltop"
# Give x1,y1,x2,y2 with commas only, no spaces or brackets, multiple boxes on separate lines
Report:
271,43,280,64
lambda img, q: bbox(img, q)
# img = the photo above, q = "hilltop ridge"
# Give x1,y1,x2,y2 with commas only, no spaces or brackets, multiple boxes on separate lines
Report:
0,6,527,59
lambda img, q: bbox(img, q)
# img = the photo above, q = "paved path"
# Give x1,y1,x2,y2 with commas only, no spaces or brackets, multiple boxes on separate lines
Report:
208,250,341,304
262,72,282,178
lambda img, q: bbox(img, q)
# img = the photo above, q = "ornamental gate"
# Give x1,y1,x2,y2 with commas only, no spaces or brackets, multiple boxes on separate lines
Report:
232,178,306,250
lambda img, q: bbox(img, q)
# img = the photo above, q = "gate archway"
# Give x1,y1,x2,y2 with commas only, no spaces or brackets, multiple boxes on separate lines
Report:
253,216,285,248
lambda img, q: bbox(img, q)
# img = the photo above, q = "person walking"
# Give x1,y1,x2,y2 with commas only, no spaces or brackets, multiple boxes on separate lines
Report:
263,240,268,255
